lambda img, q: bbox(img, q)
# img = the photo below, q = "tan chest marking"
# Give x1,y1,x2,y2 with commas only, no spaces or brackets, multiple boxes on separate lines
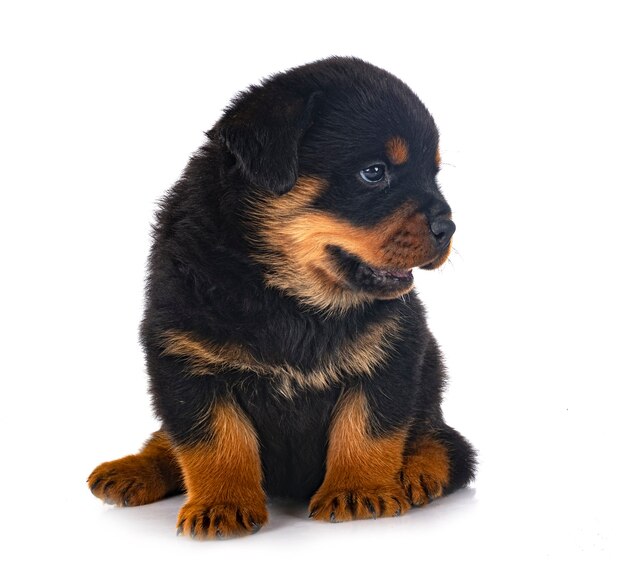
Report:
159,315,401,396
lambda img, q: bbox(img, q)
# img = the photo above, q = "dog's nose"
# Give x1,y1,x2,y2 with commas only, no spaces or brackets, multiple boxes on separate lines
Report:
430,219,456,248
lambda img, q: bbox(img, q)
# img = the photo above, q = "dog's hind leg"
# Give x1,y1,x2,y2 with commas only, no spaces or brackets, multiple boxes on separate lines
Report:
401,424,476,507
88,429,183,507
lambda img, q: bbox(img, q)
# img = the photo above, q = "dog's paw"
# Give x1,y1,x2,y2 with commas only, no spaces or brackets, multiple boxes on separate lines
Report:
176,501,268,539
308,485,410,522
401,439,451,506
401,467,446,506
88,456,170,507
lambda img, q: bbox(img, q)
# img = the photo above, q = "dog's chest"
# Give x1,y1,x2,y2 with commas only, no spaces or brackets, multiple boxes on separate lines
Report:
161,312,402,396
246,312,402,397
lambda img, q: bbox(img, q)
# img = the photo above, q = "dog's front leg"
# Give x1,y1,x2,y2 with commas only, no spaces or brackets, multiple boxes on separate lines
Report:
174,398,268,539
309,389,410,522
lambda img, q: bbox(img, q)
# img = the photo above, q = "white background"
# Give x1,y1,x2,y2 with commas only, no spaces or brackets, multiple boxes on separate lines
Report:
1,1,624,570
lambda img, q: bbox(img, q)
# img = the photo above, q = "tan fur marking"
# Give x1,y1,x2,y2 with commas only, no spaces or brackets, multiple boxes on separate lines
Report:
160,317,401,396
435,146,441,168
176,401,267,538
309,391,410,521
386,136,409,165
249,176,440,312
88,430,183,507
159,332,253,375
401,436,450,506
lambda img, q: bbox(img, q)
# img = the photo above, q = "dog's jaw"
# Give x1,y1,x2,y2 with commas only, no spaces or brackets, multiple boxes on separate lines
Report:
247,176,454,312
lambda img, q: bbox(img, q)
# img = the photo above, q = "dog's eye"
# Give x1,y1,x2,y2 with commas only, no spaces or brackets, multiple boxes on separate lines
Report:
359,164,386,183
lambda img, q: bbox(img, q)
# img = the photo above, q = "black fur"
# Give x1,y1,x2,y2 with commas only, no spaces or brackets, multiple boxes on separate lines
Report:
140,57,476,501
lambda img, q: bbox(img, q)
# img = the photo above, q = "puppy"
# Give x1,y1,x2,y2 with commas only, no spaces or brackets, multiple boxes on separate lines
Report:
88,57,476,539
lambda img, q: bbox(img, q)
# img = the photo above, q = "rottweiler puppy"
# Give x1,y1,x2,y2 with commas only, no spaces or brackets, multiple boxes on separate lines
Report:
88,56,476,539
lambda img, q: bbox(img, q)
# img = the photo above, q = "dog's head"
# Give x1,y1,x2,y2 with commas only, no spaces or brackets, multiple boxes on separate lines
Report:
211,57,454,312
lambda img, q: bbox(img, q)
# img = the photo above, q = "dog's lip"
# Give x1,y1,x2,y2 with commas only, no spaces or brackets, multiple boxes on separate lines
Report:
363,264,414,281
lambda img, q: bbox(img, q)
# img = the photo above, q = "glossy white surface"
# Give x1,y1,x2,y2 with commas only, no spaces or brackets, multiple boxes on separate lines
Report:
1,1,623,570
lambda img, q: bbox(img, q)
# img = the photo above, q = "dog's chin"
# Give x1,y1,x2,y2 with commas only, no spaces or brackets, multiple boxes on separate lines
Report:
327,246,415,299
418,243,452,270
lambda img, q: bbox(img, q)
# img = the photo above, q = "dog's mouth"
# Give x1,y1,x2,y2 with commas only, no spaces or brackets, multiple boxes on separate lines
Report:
327,246,415,297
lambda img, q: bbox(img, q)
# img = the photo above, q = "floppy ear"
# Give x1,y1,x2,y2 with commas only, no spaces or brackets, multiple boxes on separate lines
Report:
210,89,321,195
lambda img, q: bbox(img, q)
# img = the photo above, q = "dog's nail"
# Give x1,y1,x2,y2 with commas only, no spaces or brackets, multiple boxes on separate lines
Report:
330,512,336,523
364,498,376,518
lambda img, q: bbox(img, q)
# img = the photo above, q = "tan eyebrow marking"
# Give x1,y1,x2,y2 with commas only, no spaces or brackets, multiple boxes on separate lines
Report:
385,136,409,165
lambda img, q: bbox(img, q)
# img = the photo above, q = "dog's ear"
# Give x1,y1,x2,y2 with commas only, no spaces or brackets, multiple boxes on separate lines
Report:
209,89,321,195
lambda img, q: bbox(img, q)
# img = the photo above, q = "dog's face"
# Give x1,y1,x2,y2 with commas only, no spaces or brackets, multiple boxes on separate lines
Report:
213,58,454,312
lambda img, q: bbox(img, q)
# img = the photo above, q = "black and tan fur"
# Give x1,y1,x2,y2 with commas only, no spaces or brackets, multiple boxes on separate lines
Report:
88,57,476,539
